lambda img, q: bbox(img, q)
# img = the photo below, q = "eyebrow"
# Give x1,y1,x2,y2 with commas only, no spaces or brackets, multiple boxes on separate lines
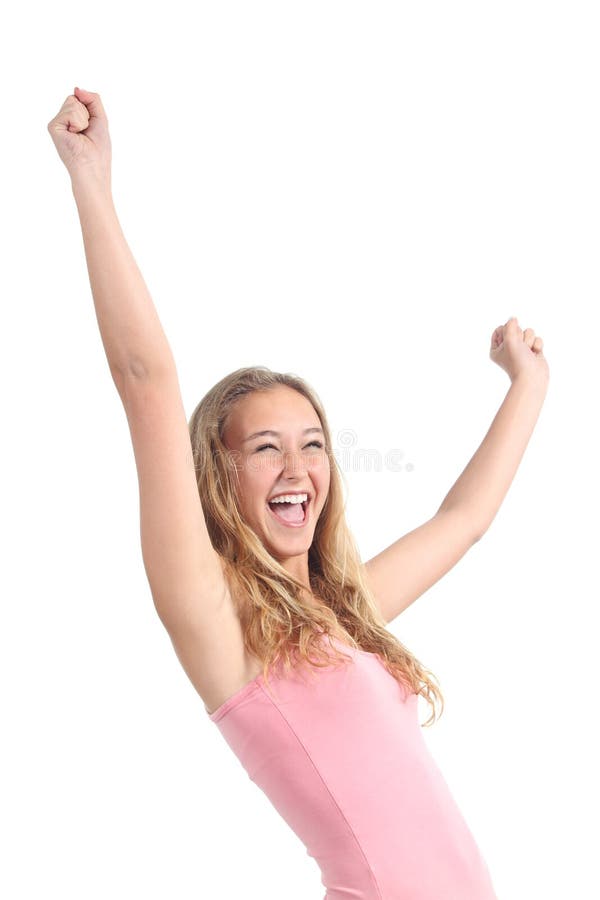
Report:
242,427,324,444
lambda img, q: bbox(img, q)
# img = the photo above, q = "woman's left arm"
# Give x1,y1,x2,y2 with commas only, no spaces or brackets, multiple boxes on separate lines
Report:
363,317,549,624
437,316,549,539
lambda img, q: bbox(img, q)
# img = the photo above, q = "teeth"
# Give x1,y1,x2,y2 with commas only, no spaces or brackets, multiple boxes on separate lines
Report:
268,493,308,504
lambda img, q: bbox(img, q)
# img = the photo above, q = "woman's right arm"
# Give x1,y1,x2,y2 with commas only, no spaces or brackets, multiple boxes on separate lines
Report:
49,89,229,643
70,174,177,387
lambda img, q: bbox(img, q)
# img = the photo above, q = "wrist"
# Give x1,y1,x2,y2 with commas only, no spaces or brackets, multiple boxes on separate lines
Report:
70,167,113,200
510,370,549,393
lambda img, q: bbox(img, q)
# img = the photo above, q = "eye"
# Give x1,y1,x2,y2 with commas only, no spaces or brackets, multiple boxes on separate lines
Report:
255,441,323,452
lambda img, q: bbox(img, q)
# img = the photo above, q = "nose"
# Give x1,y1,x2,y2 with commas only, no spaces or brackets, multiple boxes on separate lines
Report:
281,449,307,475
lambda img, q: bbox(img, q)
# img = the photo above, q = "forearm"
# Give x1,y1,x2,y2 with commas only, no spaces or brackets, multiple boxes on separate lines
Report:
437,373,549,539
71,173,176,390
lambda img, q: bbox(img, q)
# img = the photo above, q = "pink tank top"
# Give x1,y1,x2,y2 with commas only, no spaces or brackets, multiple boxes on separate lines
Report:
207,634,498,900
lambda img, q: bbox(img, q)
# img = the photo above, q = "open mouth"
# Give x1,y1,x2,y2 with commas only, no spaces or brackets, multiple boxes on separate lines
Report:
267,496,311,527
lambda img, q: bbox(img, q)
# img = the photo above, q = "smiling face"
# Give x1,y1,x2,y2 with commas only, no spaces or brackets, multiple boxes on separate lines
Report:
222,386,331,572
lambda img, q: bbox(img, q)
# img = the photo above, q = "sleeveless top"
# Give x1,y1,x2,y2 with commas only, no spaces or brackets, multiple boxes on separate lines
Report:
206,634,498,900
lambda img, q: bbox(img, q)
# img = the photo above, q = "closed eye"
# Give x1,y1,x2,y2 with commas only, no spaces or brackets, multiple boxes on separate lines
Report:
256,441,323,452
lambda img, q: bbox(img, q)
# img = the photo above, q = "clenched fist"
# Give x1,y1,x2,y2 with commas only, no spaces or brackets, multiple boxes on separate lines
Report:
47,87,112,187
490,317,549,385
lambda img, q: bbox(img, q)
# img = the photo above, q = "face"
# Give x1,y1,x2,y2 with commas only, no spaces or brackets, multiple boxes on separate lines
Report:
222,386,331,562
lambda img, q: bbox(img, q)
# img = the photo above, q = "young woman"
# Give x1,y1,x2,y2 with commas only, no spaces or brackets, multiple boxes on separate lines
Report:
48,87,549,900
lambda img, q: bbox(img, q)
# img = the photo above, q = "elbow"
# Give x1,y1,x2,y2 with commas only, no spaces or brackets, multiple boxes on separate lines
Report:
472,521,490,543
438,504,487,545
113,356,178,404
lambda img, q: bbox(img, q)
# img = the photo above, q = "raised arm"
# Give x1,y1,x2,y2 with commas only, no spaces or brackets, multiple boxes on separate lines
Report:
363,318,549,624
437,317,549,536
47,89,233,661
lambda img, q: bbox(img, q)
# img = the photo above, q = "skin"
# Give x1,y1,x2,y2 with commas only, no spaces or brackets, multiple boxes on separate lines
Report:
222,386,331,600
48,87,550,626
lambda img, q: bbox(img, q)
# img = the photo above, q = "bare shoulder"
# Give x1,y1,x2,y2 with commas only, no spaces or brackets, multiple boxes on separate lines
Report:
162,554,263,716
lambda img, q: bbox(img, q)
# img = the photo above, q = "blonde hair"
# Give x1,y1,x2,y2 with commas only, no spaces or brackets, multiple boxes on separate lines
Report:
188,366,444,727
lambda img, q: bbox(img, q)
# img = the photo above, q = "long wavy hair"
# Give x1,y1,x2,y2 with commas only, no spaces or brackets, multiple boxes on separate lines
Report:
188,366,444,727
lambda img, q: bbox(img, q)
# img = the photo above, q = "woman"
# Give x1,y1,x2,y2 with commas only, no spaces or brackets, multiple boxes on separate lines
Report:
48,87,549,899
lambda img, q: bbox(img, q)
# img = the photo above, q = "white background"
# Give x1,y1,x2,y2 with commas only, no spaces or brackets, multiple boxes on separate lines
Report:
2,2,598,898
